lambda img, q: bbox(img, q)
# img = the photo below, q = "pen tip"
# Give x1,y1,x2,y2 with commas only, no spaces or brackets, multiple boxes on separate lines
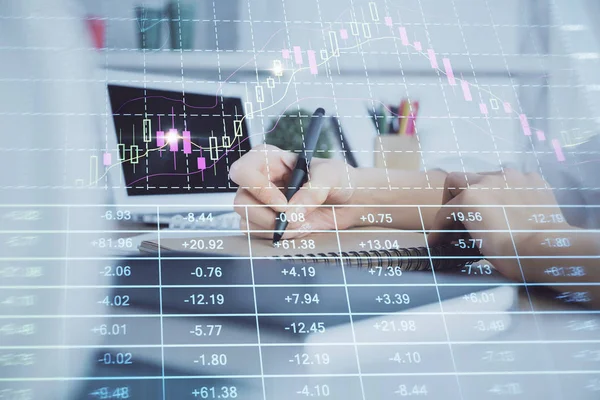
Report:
314,107,325,116
273,232,283,244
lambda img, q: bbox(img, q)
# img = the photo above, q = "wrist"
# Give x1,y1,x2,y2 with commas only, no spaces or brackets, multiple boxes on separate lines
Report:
343,168,373,227
334,166,361,227
347,168,379,206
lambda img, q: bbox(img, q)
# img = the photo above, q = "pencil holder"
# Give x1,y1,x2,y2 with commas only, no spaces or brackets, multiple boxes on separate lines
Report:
374,135,421,170
134,6,163,50
166,0,196,50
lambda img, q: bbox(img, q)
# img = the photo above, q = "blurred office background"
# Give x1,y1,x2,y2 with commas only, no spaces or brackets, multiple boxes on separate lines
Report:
79,0,600,171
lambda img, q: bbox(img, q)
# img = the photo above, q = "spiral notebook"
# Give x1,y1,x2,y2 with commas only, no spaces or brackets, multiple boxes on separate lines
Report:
139,229,482,271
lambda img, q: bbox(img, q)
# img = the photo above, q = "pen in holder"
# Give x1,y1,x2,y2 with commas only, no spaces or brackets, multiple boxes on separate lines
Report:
370,101,421,170
134,6,164,50
166,0,196,50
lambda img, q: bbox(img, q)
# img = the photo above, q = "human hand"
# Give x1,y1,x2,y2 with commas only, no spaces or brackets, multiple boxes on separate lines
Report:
427,169,568,280
229,144,357,239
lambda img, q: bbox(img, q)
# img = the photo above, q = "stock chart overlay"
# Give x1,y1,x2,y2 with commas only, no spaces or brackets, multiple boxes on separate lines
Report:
107,84,251,194
1,0,600,399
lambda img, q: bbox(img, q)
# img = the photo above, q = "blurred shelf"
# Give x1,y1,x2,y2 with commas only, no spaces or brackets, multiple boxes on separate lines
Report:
98,49,548,79
97,50,270,78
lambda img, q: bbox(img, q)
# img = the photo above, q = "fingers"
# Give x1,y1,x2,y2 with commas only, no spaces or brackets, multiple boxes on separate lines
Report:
442,172,484,205
428,189,512,247
230,166,287,211
287,161,345,218
478,167,544,189
230,144,298,211
427,197,468,247
239,219,271,239
240,218,308,240
431,171,488,246
235,189,310,239
234,189,279,228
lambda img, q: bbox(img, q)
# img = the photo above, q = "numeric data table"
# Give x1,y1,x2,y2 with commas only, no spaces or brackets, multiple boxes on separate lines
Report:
1,205,599,399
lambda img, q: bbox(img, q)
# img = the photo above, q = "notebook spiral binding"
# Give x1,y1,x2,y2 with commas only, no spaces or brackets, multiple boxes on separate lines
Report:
278,245,482,271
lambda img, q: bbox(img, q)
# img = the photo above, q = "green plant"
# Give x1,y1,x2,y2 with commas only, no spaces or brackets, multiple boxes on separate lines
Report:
265,109,334,158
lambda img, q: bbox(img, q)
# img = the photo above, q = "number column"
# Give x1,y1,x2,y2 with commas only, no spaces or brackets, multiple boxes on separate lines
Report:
507,205,600,399
338,205,459,399
427,205,560,399
250,205,361,399
67,205,164,398
158,207,262,398
0,205,70,399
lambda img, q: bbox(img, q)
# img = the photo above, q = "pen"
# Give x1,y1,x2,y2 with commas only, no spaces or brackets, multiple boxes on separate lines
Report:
380,105,389,135
368,104,388,135
406,100,419,136
390,105,400,134
273,107,326,243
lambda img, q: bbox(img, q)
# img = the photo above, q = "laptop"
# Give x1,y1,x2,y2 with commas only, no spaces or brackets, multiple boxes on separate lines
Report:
103,71,259,225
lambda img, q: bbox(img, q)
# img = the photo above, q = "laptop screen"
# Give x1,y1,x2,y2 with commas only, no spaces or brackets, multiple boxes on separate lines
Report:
108,84,252,196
